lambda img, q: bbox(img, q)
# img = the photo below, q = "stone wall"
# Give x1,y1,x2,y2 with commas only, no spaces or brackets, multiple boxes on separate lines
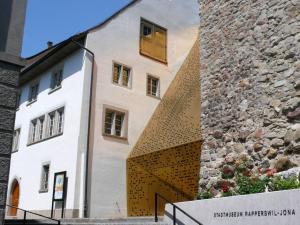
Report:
0,61,20,223
199,0,300,195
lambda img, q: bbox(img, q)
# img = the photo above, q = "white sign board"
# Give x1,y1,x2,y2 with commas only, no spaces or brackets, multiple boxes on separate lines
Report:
164,189,300,225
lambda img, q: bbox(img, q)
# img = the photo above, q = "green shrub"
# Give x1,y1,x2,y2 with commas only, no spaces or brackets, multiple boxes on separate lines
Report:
197,190,213,200
221,190,236,197
236,175,268,195
268,176,300,191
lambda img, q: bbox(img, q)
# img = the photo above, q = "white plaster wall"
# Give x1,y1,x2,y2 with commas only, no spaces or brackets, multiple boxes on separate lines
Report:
86,0,199,218
7,50,89,214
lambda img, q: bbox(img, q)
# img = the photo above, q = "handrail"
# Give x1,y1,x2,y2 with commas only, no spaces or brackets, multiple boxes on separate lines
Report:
154,193,202,225
6,204,60,225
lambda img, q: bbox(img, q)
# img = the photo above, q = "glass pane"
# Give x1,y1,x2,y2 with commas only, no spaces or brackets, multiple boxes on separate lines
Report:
113,64,121,84
115,113,123,136
104,111,114,134
147,77,152,95
143,25,152,37
58,111,64,133
49,114,55,136
122,67,130,86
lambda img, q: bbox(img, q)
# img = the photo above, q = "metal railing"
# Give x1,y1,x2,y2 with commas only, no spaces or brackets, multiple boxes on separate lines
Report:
5,205,60,225
154,193,202,225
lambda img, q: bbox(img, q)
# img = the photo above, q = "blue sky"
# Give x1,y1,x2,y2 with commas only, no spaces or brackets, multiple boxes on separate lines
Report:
22,0,131,58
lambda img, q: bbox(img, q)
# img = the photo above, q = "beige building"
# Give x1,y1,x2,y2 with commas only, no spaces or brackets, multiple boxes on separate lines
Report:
7,0,200,219
85,0,199,218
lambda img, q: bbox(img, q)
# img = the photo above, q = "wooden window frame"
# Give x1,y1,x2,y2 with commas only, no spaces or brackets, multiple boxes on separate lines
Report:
139,18,168,64
112,61,132,89
146,74,160,99
102,105,129,140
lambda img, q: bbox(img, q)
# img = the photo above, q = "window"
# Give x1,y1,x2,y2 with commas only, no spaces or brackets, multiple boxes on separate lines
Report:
12,129,21,153
47,108,64,137
40,164,50,192
48,113,55,137
50,69,63,90
140,19,167,63
37,117,45,141
112,62,132,88
147,75,160,98
29,120,38,143
28,107,64,145
16,92,21,109
28,83,39,103
103,107,128,139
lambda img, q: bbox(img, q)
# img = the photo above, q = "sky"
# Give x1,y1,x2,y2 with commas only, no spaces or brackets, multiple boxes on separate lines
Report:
22,0,132,58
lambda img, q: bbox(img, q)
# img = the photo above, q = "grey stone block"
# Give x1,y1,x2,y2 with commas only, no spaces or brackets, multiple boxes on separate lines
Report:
0,132,12,155
0,63,19,86
0,183,7,207
0,108,15,131
0,84,17,108
0,158,10,182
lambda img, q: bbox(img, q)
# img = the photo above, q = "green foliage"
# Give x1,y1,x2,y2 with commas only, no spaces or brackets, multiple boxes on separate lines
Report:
268,176,300,191
236,175,268,195
197,190,213,200
221,190,235,197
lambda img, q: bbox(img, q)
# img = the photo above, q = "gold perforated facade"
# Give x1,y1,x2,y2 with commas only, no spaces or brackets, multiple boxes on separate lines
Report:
127,40,201,216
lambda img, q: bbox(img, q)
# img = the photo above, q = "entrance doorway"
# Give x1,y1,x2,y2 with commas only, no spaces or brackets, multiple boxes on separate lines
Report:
10,180,20,216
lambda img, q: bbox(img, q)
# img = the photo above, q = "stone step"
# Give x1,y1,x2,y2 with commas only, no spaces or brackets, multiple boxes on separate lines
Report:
61,217,169,225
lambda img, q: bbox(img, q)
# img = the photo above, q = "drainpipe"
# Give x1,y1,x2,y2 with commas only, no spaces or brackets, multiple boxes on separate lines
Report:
71,39,94,218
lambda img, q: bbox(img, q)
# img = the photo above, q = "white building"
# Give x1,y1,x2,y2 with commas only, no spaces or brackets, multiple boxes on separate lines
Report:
7,0,199,219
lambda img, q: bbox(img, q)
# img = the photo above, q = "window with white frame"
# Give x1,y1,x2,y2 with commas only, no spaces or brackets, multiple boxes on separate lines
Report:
147,75,160,98
50,69,63,90
104,108,127,138
112,62,131,88
47,108,64,137
28,107,64,145
28,82,39,103
40,164,50,192
12,129,21,152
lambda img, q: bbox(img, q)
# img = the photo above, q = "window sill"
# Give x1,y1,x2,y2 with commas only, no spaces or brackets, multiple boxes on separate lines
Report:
112,82,131,90
26,99,37,106
39,189,48,193
140,51,168,65
103,133,128,141
27,132,63,147
146,94,161,100
48,86,62,95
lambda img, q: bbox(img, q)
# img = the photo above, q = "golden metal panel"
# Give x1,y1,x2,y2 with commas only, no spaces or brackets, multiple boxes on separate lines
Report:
127,39,201,216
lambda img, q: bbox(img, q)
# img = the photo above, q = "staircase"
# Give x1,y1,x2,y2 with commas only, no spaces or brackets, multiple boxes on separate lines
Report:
4,217,169,225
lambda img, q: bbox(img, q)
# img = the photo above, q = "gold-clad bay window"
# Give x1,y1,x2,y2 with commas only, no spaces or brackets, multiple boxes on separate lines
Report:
140,19,167,63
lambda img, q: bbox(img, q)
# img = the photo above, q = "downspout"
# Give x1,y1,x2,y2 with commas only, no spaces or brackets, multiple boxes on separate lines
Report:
71,39,94,218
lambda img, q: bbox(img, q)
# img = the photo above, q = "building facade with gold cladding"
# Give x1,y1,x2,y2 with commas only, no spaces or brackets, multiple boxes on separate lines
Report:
127,40,201,216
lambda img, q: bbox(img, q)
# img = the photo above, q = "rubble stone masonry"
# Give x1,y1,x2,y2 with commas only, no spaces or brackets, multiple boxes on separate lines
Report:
199,0,300,194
